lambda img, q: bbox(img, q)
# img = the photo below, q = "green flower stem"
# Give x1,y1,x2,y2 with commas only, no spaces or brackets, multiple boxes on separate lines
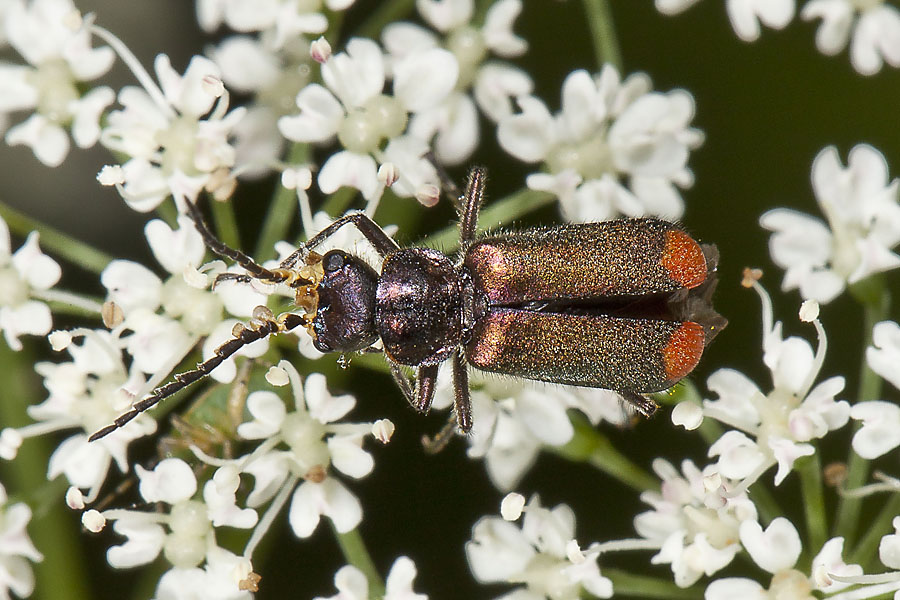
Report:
210,198,241,250
603,568,699,599
353,0,415,39
834,282,890,545
155,198,178,228
420,188,555,252
551,413,657,492
256,144,309,260
0,342,91,600
849,491,900,569
332,526,385,600
0,199,112,273
796,452,827,555
582,0,623,72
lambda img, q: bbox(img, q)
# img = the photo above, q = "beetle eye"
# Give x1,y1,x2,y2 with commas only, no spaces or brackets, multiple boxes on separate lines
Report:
322,250,345,273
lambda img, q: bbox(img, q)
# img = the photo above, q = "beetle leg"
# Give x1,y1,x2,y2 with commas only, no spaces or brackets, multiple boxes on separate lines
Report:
414,364,439,413
421,412,458,454
620,390,659,419
388,361,416,406
459,166,487,244
280,213,401,269
452,351,473,432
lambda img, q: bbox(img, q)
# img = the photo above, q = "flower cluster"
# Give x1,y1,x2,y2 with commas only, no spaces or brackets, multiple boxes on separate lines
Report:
655,0,900,76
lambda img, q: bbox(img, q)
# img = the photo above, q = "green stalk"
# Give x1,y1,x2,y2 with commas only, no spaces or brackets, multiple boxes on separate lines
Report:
0,342,91,600
582,0,623,72
850,492,900,569
0,199,112,273
747,483,782,526
797,453,827,555
332,526,385,599
255,144,309,260
603,568,699,599
419,188,554,252
352,0,415,39
550,413,657,492
210,199,241,250
834,281,889,545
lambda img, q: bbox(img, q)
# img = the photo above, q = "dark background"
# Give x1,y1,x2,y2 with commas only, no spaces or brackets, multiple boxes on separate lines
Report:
1,1,899,598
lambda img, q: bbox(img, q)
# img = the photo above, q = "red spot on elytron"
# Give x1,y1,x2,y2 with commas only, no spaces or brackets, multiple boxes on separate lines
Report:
663,321,705,381
661,230,707,289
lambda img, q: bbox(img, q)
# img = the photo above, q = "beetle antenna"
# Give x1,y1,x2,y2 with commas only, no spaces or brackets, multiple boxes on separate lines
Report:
184,199,290,285
89,311,308,442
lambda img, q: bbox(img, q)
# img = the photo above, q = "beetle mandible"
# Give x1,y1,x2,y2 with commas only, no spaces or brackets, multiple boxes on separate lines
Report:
89,167,725,442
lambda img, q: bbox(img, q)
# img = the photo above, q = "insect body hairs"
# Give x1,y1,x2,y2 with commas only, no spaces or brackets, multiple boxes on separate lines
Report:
90,167,726,442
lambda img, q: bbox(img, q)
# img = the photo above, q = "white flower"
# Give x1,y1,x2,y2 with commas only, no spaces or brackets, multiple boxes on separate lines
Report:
196,0,336,49
498,66,702,221
0,329,155,501
0,482,43,600
655,0,795,42
152,547,253,600
315,556,427,600
760,144,900,303
880,517,900,569
99,54,247,211
866,320,900,390
466,495,613,599
849,400,900,459
381,0,531,165
697,281,848,487
236,363,377,538
432,373,617,491
278,37,458,203
634,459,756,587
0,0,115,165
802,0,900,75
102,458,255,584
0,215,60,350
706,534,862,599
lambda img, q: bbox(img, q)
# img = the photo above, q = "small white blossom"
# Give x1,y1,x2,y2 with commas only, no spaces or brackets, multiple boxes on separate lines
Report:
498,66,702,221
0,0,115,165
433,373,622,491
698,281,848,487
634,459,756,587
866,320,900,390
195,0,333,49
466,495,613,599
849,400,900,459
655,0,795,42
0,482,43,600
315,556,428,600
99,54,247,211
880,517,900,569
760,144,900,303
0,215,61,351
802,0,900,75
382,0,531,165
278,37,458,203
236,363,377,538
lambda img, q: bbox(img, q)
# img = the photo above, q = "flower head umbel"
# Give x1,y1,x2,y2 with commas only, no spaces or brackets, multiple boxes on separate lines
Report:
498,66,703,222
633,459,757,587
0,481,43,600
235,362,379,539
761,145,900,303
0,215,61,351
676,277,849,489
86,458,256,599
278,36,458,204
0,0,115,166
0,328,155,502
466,495,614,600
97,49,247,212
382,0,531,165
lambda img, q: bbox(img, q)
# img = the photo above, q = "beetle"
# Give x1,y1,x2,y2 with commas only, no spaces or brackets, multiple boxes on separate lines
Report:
89,167,725,442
